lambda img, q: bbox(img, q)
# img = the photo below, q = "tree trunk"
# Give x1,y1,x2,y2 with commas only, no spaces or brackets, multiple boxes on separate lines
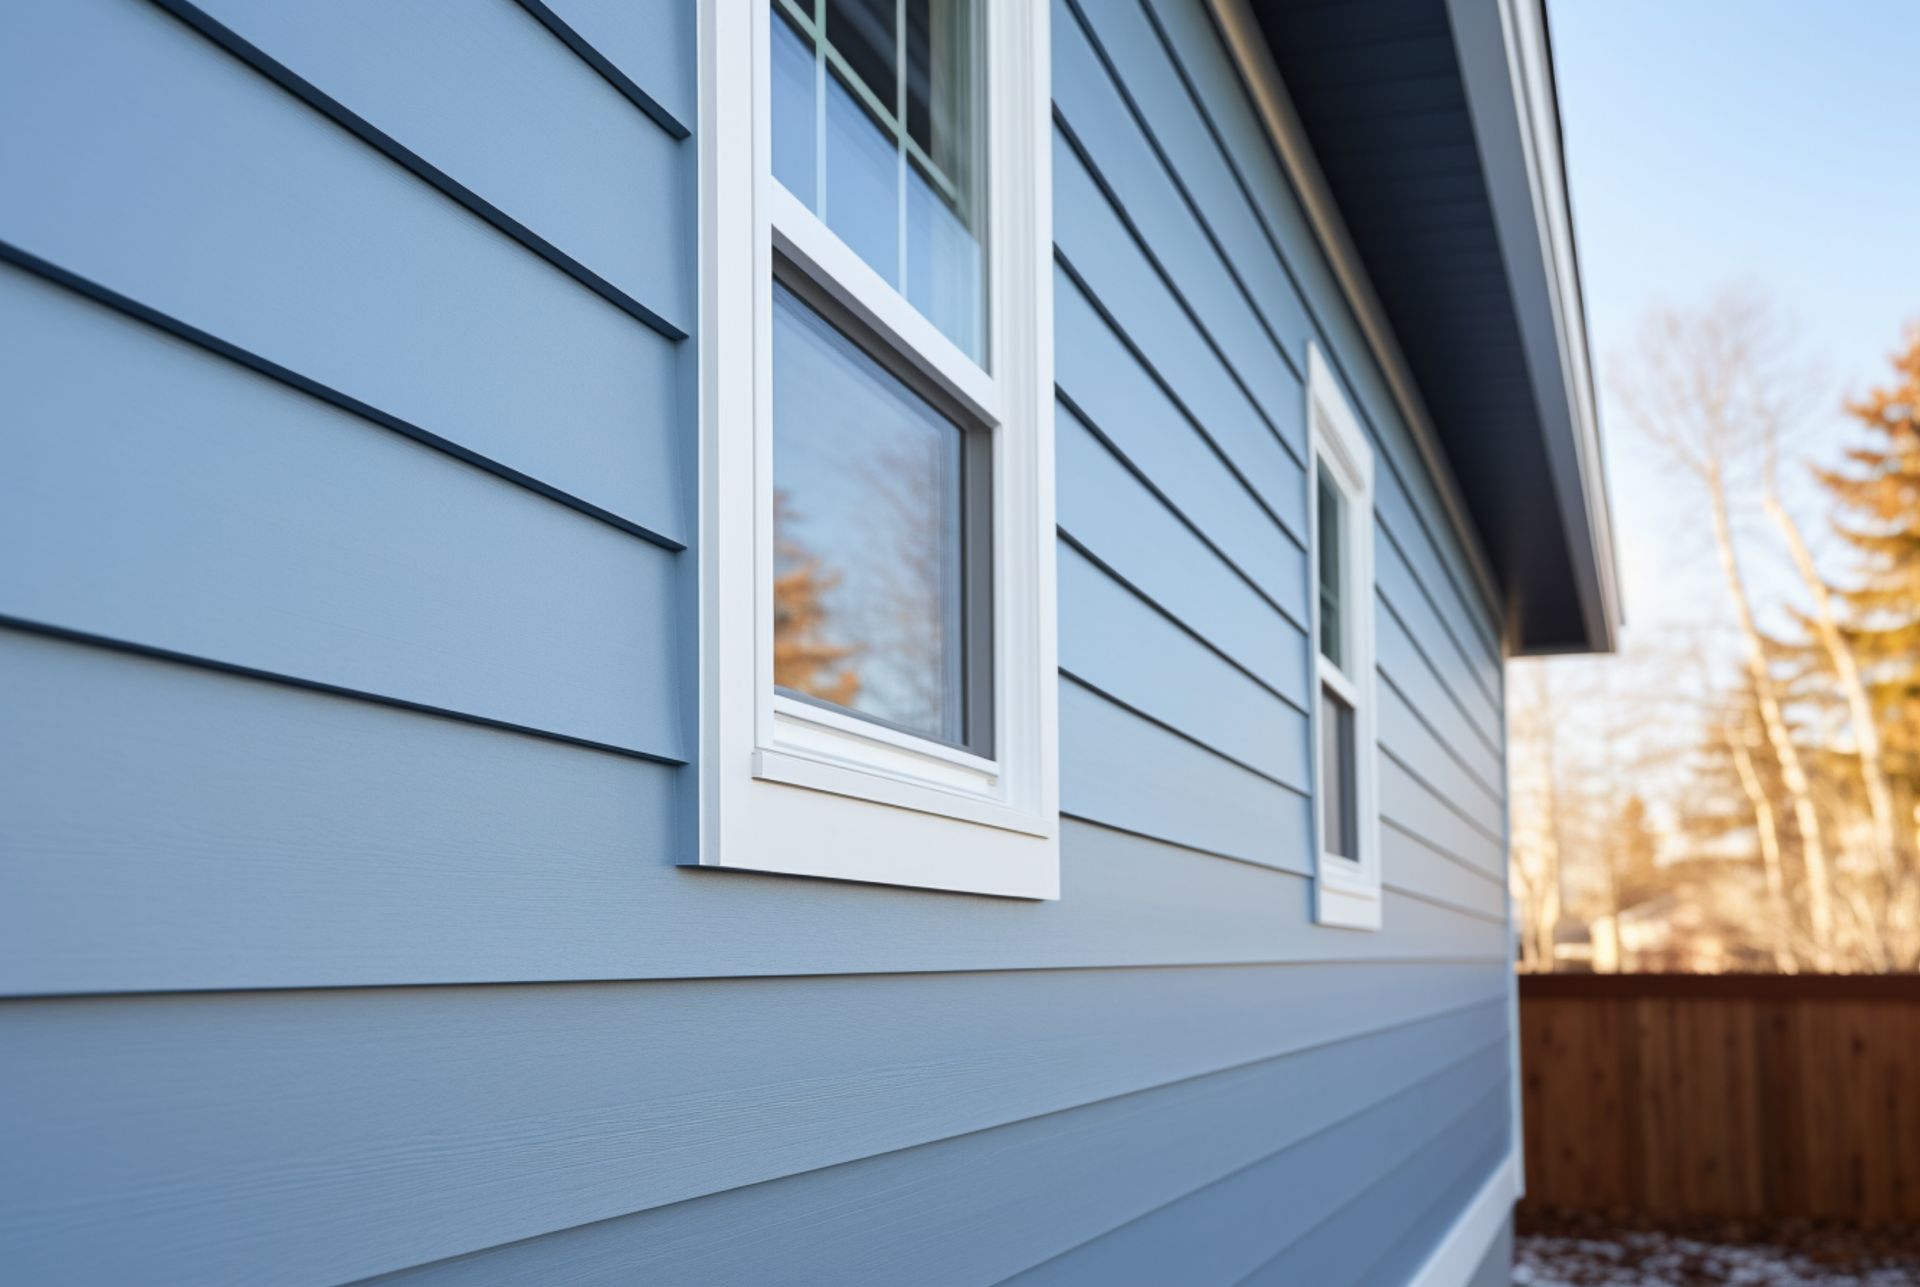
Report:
1594,668,1624,973
1724,722,1798,972
1706,472,1836,968
1512,667,1564,971
1762,491,1903,881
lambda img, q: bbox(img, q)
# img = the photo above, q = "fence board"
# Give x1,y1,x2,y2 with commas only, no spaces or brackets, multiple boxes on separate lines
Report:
1520,974,1920,1223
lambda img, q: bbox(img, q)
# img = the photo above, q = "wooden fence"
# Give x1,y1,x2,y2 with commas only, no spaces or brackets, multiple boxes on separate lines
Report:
1518,973,1920,1224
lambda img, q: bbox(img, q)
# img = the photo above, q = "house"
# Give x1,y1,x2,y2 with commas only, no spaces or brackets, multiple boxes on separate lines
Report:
0,0,1616,1283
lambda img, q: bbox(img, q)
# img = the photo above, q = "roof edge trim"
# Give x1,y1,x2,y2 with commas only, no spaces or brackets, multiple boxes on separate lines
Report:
1446,0,1621,653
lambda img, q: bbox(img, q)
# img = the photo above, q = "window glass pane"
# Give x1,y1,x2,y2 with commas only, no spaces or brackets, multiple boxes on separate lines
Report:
772,281,967,744
824,0,896,111
1317,466,1345,670
1321,683,1358,859
824,66,899,280
907,157,981,359
770,0,985,364
771,7,817,207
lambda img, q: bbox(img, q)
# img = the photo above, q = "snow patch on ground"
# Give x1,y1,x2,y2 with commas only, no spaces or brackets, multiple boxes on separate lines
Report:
1515,1230,1920,1287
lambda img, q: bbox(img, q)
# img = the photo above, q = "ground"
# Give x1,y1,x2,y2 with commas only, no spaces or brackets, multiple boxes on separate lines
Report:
1513,1213,1920,1286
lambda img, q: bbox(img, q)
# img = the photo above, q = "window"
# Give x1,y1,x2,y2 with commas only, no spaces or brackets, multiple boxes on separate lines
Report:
1307,346,1380,929
693,1,1057,898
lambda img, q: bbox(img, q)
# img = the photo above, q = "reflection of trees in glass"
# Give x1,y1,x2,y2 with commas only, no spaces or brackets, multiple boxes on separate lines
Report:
772,440,960,739
840,437,962,736
772,490,861,707
769,278,968,743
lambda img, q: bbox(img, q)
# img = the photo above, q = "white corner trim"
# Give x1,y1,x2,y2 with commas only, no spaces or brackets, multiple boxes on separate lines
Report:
1410,1149,1519,1287
1201,0,1505,635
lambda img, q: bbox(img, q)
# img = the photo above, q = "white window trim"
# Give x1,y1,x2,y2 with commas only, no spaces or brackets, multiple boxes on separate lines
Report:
1307,345,1381,930
693,1,1059,899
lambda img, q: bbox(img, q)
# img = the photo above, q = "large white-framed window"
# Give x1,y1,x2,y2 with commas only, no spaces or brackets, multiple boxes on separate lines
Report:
694,0,1058,898
1307,346,1381,929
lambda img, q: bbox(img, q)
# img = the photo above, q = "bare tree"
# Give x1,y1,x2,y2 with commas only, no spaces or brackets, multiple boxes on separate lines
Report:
1733,320,1910,910
1616,293,1837,967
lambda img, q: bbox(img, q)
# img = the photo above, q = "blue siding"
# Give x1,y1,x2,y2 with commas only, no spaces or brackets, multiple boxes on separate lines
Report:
0,1,1512,1284
0,0,687,540
361,1011,1511,1287
1,265,682,761
187,0,695,332
1005,1048,1509,1286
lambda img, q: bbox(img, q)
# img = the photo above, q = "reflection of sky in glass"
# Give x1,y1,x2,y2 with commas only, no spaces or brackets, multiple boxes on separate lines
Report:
772,283,966,743
770,1,984,363
771,14,816,207
825,69,897,280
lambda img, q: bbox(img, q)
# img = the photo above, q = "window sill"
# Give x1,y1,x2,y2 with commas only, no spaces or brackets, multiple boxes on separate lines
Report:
1316,859,1383,930
752,747,1051,838
691,764,1059,900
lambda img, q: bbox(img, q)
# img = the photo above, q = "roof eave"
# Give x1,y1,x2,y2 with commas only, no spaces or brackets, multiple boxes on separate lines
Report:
1446,0,1621,654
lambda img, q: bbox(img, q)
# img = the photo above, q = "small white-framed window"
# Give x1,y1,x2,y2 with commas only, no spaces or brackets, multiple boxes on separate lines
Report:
693,0,1058,898
1306,346,1381,929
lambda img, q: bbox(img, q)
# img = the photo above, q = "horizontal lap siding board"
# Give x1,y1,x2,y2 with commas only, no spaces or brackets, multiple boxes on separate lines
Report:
1259,1092,1510,1286
1378,527,1504,744
1056,401,1309,692
186,0,693,331
1054,267,1306,615
1381,749,1508,882
1007,1044,1510,1286
1059,678,1313,872
373,1012,1511,1287
1380,678,1507,842
528,0,695,135
0,265,681,762
1057,542,1310,788
1055,0,1311,381
1381,825,1507,924
1052,107,1306,542
2,969,1509,1286
1053,0,1306,461
0,0,686,543
0,631,1500,995
1377,584,1504,787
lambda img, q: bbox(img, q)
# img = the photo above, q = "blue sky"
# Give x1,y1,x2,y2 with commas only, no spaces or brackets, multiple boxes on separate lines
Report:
1548,0,1920,632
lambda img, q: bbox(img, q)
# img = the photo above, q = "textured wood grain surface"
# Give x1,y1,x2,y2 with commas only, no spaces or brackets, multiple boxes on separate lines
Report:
1520,974,1920,1223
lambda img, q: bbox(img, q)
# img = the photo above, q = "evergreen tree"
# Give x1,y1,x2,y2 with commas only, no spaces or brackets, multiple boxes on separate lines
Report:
1817,329,1920,787
1606,793,1667,912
